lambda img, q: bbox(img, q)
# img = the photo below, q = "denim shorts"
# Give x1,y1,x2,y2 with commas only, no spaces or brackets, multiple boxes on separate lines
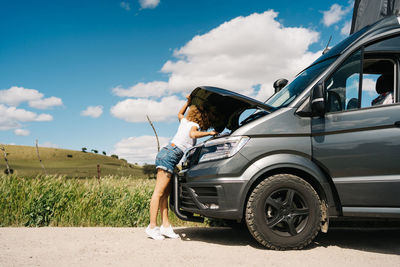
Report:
155,144,184,174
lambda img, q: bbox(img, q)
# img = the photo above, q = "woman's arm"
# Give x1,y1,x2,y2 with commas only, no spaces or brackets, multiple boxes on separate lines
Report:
178,95,191,121
189,126,218,139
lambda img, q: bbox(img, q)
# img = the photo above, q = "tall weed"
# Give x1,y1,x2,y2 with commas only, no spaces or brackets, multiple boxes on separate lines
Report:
0,175,158,227
0,175,204,227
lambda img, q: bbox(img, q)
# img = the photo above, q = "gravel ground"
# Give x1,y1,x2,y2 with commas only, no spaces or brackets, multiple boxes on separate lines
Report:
0,226,399,267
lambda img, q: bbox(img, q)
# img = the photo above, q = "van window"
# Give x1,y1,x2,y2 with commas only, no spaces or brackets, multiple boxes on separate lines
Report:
325,50,362,112
361,59,395,108
345,73,360,110
325,47,397,113
365,35,400,53
266,57,336,108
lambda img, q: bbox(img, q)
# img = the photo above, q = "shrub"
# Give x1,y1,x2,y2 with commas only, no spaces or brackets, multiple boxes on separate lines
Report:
4,168,14,175
111,154,118,159
142,164,156,179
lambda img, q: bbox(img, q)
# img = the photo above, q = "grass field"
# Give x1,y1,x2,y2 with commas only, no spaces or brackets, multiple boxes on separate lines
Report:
0,145,207,227
0,145,145,178
0,175,203,227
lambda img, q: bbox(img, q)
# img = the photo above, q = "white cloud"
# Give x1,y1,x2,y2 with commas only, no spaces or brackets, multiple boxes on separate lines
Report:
139,0,159,9
0,119,19,131
160,10,320,101
29,96,63,109
0,86,63,109
110,96,185,122
14,129,30,136
35,114,53,121
341,20,352,36
112,81,169,98
81,105,104,118
322,4,351,27
0,104,53,131
112,135,170,164
112,10,322,128
120,1,131,11
0,105,52,122
0,86,43,106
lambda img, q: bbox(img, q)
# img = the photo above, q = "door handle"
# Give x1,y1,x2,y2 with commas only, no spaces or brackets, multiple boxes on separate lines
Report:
395,121,400,127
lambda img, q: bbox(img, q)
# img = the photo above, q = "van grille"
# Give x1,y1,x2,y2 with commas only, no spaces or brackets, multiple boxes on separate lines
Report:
180,186,218,210
180,186,197,209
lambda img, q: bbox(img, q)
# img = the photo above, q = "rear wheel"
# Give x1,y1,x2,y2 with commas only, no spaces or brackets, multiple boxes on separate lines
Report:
245,174,321,250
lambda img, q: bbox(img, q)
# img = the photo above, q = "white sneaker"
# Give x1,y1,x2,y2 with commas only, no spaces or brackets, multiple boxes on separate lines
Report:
160,225,180,239
145,225,165,240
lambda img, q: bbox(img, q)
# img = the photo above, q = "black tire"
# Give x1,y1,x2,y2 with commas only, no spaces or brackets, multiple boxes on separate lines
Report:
245,174,321,250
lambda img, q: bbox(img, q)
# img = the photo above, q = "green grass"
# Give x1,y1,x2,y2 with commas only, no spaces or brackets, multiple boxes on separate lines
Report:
0,175,203,227
0,145,206,227
1,145,144,178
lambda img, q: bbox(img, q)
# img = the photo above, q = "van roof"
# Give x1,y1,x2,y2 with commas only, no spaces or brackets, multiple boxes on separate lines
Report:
311,15,400,67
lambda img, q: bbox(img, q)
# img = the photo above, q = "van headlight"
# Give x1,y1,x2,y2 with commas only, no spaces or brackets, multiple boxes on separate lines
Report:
198,136,249,163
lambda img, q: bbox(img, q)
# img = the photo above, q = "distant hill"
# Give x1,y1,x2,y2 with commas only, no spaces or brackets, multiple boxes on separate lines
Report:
0,145,144,178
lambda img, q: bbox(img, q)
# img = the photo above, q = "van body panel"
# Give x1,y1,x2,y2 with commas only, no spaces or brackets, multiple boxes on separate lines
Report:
312,105,400,207
334,176,400,207
177,152,339,220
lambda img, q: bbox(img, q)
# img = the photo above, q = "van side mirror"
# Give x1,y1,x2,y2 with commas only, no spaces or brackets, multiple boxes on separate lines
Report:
273,79,288,93
311,83,326,117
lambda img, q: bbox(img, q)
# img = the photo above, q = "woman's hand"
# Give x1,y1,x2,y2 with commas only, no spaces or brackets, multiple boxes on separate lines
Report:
209,130,218,136
190,127,219,139
178,95,191,121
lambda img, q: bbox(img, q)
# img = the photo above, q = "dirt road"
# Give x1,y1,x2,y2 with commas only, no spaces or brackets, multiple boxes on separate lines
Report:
1,226,399,267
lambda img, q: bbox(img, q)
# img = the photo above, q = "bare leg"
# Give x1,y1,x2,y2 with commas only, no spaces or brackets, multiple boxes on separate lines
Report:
160,181,172,227
149,169,171,228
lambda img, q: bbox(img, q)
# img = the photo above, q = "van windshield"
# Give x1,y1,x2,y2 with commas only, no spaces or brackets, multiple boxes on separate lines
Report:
266,57,336,108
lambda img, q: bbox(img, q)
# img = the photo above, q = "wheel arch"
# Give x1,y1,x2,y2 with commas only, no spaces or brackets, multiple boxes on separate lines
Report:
239,154,341,220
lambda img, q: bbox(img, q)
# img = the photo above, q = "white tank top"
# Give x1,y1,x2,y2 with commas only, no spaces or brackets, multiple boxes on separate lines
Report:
170,118,200,152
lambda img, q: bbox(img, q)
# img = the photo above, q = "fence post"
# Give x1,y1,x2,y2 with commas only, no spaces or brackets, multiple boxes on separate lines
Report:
0,145,11,175
35,139,47,176
97,164,101,184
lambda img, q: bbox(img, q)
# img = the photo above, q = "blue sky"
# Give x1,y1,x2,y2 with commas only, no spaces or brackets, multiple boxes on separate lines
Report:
0,0,353,163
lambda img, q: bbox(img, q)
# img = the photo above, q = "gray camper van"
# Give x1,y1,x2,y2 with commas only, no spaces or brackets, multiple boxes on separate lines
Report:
171,14,400,249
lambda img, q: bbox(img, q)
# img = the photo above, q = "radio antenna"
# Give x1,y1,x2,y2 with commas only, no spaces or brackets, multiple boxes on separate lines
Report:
322,35,332,55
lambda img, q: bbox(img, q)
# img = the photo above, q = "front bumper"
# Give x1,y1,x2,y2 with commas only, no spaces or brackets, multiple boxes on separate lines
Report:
170,169,248,221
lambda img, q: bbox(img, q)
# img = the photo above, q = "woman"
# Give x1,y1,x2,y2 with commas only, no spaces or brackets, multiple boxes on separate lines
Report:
145,95,218,240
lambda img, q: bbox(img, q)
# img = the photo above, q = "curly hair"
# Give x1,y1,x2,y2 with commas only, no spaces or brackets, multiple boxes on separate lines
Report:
186,105,211,130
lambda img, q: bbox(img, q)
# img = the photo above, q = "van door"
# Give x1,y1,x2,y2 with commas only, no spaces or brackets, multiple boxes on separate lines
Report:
311,36,400,213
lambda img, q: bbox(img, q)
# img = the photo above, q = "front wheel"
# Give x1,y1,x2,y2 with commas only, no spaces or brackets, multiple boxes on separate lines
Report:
245,174,321,250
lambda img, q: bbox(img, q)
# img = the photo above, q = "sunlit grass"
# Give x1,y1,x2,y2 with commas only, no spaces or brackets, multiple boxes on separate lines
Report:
0,175,203,227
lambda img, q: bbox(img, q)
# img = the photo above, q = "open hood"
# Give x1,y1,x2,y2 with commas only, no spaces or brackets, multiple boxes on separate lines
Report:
189,86,276,132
